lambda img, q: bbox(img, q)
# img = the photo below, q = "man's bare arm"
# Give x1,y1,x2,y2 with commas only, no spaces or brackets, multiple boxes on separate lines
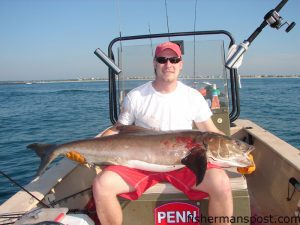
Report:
194,118,225,135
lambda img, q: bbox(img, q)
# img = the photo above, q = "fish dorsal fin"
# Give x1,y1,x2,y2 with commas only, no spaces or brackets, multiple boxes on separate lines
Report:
116,125,158,135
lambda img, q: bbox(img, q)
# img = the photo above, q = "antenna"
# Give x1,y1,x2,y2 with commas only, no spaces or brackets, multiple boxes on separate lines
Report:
193,0,198,86
164,0,171,41
148,23,154,58
116,0,123,52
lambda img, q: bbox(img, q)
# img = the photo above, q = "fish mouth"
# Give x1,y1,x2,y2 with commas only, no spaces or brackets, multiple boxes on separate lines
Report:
240,157,253,167
246,145,255,154
207,152,254,167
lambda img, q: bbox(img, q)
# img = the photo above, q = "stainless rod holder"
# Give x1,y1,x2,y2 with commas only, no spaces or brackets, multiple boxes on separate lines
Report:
94,48,122,75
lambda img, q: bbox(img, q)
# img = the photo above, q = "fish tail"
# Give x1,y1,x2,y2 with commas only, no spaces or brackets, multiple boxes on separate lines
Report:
27,143,57,176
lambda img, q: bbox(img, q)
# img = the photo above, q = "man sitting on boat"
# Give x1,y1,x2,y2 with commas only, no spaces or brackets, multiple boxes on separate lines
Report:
93,41,233,225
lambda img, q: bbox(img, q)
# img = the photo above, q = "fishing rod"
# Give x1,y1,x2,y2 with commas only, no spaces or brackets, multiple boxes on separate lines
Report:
47,187,92,207
0,207,45,225
0,170,50,208
225,0,296,69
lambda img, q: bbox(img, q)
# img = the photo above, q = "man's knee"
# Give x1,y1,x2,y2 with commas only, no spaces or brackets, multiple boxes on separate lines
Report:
207,170,231,196
93,170,133,198
194,169,231,197
93,172,113,199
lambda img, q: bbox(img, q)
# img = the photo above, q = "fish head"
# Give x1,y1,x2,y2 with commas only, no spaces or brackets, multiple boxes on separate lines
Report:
202,133,255,167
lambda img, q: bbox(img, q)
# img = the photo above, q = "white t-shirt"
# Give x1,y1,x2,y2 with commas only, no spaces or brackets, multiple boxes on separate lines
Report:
118,81,212,131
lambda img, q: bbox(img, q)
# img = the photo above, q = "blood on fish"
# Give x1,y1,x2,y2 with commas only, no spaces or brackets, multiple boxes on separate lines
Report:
162,140,170,146
175,137,201,149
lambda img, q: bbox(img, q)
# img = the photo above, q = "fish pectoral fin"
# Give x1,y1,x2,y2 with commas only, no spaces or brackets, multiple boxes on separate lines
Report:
181,147,207,186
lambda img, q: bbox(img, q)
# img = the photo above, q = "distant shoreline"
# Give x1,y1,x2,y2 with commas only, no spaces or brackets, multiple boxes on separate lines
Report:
0,75,299,85
0,79,108,85
240,75,300,79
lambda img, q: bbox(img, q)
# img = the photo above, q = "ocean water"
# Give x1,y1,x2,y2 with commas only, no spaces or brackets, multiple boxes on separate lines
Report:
0,78,299,204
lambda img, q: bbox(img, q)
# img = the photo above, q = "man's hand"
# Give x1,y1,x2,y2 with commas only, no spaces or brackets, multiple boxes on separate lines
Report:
95,122,123,137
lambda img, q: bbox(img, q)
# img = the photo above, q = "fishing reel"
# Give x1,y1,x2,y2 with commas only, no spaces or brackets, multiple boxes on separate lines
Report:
264,9,296,32
225,0,296,69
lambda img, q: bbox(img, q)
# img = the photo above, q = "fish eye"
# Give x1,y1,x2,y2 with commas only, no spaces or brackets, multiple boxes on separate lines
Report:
208,137,214,142
234,140,241,147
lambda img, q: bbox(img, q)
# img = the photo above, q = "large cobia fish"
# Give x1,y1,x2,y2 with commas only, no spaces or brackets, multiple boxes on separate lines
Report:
28,126,254,185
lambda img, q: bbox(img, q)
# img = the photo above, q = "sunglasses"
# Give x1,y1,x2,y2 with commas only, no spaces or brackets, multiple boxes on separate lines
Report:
155,57,182,64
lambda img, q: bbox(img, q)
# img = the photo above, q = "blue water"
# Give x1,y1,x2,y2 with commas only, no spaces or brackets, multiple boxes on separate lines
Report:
239,78,300,148
0,78,299,204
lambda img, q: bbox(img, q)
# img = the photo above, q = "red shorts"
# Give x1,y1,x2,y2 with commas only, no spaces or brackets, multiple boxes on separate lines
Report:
104,163,220,201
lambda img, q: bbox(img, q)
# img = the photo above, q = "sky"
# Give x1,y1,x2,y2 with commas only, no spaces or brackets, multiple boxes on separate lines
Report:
0,0,299,81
